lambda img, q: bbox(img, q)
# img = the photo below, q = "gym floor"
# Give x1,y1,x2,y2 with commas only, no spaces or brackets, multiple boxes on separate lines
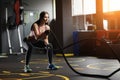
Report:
0,52,120,80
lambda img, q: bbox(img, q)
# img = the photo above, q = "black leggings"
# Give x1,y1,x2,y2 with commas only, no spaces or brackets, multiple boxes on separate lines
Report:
25,40,53,65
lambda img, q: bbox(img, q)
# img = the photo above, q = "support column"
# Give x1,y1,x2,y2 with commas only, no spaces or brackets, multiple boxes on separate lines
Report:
55,0,73,51
96,0,103,30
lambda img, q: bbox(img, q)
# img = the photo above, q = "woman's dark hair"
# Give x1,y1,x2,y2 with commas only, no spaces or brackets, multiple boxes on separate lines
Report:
31,11,49,30
36,11,49,25
39,11,49,20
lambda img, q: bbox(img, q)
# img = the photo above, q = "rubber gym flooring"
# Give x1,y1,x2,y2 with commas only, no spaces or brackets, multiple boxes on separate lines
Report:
0,52,120,80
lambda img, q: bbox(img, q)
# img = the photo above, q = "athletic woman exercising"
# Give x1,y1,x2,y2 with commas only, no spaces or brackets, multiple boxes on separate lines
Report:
24,11,58,72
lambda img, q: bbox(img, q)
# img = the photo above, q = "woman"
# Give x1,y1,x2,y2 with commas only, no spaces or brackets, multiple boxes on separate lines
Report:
24,11,58,73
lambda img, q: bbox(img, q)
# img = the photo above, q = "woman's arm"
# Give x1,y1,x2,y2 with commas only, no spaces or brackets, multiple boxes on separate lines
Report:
44,25,50,45
32,23,50,45
32,23,41,39
44,35,49,45
33,23,47,39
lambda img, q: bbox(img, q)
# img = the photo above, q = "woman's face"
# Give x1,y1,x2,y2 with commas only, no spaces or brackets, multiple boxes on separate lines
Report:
43,13,49,23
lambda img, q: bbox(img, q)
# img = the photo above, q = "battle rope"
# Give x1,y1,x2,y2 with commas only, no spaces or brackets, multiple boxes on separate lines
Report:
51,30,120,78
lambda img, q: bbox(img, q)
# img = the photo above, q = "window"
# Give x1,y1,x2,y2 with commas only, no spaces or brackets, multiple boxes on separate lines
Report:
103,0,120,12
83,0,96,14
72,0,96,16
72,0,82,16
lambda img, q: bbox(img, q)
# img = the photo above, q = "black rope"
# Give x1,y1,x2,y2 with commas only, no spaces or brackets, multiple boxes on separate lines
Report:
51,30,120,79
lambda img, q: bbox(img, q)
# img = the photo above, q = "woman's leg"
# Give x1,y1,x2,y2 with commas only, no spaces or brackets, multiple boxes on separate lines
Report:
35,41,53,64
33,40,57,70
24,43,33,72
46,43,57,70
25,46,32,65
46,43,53,64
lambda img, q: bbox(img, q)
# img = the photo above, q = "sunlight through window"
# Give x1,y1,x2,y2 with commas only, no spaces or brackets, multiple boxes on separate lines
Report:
72,0,96,16
103,20,108,30
72,0,82,16
83,0,96,14
103,0,120,12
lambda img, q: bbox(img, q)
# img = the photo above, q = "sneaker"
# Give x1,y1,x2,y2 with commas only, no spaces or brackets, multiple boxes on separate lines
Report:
47,64,58,70
24,65,32,73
